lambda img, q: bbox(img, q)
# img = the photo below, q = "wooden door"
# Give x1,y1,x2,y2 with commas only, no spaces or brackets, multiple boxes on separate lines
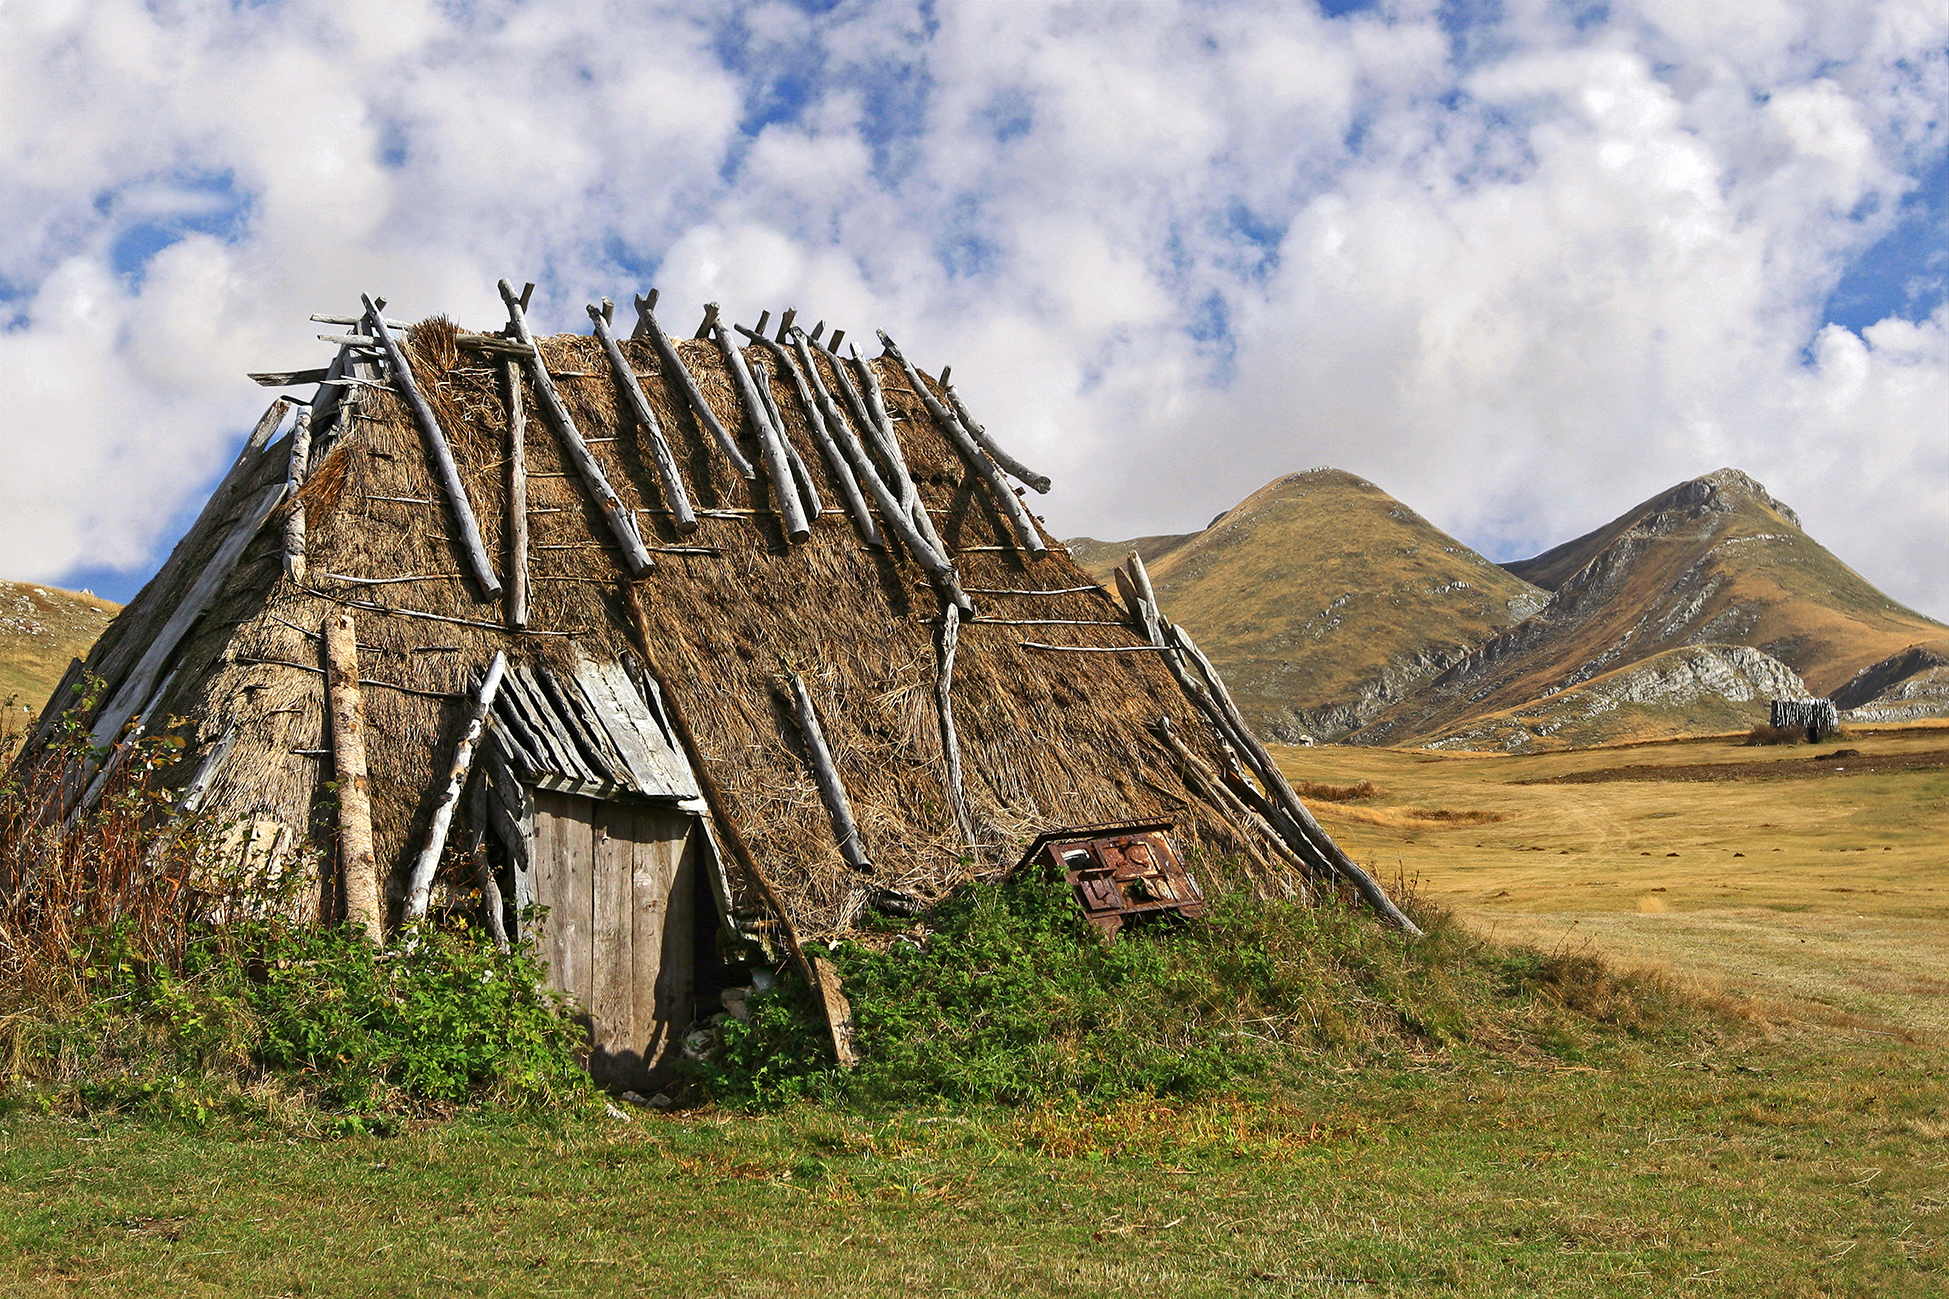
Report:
531,790,698,1088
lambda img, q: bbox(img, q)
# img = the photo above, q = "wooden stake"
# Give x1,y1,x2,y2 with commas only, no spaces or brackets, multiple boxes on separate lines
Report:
934,600,977,854
325,613,384,944
361,294,502,599
632,294,753,479
786,670,870,872
715,325,809,542
504,359,529,631
498,279,656,577
877,331,1047,557
588,303,698,534
402,651,508,924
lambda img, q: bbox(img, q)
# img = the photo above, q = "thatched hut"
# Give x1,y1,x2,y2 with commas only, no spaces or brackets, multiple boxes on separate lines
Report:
16,284,1410,1087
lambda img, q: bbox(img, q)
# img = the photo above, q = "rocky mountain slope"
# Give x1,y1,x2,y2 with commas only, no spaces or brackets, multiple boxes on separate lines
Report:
1,579,120,733
1351,469,1947,747
1067,468,1547,741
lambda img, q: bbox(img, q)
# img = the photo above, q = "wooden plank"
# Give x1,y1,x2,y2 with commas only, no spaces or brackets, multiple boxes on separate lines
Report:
632,295,754,479
590,800,634,1083
531,791,568,1000
810,956,859,1069
570,658,698,799
325,613,384,944
360,295,502,598
497,279,656,577
505,359,529,630
249,368,330,387
715,326,809,542
648,815,697,1078
588,303,697,534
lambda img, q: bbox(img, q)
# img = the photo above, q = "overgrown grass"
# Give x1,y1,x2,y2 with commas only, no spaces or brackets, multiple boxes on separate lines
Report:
702,872,1709,1110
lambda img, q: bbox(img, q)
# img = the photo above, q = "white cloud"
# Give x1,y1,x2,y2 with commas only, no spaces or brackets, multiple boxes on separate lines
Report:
0,0,1943,622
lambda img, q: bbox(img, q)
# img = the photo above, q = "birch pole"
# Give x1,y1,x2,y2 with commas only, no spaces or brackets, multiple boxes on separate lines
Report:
402,651,508,924
943,380,1052,494
783,329,883,546
281,396,314,582
504,359,529,631
588,302,697,534
714,326,809,542
786,671,870,872
934,600,977,854
632,294,754,479
325,613,384,944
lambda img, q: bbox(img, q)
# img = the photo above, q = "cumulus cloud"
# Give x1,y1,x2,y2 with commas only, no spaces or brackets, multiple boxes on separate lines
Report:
0,0,1943,619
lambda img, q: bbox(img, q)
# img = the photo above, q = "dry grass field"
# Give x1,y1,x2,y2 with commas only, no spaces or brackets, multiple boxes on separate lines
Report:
1279,723,1949,1036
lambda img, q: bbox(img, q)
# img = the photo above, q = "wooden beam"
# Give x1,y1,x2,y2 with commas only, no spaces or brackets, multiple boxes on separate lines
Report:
877,331,1047,557
785,670,870,872
361,294,502,599
325,613,384,945
693,302,719,340
497,279,656,578
814,338,948,557
504,359,529,631
632,294,753,479
715,325,809,542
402,651,508,924
454,331,537,357
588,303,698,535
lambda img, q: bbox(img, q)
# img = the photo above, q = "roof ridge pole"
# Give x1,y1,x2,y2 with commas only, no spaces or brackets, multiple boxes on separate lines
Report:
942,380,1052,495
748,354,824,520
497,279,657,578
632,294,754,479
402,649,508,925
793,332,971,613
753,325,882,547
784,668,871,873
361,294,503,599
587,301,698,535
877,330,1048,558
714,323,810,542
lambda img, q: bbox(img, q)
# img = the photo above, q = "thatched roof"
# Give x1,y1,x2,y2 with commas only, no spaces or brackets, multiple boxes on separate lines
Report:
26,293,1319,942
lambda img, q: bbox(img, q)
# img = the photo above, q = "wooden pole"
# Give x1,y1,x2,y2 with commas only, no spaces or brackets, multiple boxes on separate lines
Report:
934,600,977,855
877,331,1046,557
497,279,657,578
504,359,529,631
943,380,1052,494
714,325,809,542
468,766,509,951
587,303,698,535
402,650,508,924
1150,716,1311,886
750,356,824,520
782,329,883,546
325,613,384,944
360,295,502,599
632,294,754,479
281,391,314,583
785,670,870,872
843,344,951,559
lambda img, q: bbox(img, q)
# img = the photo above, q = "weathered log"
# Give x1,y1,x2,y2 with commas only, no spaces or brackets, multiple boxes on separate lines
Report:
810,955,860,1069
749,355,824,520
249,368,331,387
934,601,977,854
943,380,1052,494
361,295,502,599
325,613,384,944
504,359,529,631
588,303,697,534
715,326,809,542
631,295,753,479
468,768,509,951
313,312,409,329
498,279,656,577
781,329,883,547
402,651,508,924
454,331,537,357
281,393,314,582
1151,716,1312,889
843,344,951,559
877,332,1046,557
786,670,870,872
694,302,720,339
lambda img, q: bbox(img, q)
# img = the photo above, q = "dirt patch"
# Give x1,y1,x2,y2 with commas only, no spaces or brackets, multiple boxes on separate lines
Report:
1518,747,1949,786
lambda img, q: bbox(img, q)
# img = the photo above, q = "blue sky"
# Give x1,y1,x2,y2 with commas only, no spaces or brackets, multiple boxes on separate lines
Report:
1,0,1944,617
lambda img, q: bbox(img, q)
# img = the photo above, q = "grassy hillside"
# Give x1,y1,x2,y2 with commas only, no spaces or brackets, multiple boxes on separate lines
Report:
0,579,119,731
1067,469,1546,741
1356,469,1948,747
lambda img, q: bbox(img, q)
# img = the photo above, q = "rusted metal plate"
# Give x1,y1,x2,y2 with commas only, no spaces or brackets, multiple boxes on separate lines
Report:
1018,820,1205,937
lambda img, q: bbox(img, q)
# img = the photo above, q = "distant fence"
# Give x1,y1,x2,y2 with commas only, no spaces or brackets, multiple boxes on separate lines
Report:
1771,699,1839,738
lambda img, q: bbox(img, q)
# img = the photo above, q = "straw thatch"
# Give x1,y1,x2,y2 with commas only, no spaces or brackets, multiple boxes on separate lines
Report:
20,295,1322,944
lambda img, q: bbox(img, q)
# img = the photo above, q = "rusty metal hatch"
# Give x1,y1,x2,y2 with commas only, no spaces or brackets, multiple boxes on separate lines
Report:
1018,821,1206,937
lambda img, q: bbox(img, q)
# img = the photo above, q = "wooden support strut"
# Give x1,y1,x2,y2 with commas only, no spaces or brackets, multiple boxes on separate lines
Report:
325,613,384,945
792,330,972,613
935,600,978,855
468,768,509,951
748,355,824,521
631,295,754,479
588,303,698,535
281,388,314,582
943,381,1052,494
402,651,508,924
779,328,883,547
360,294,503,599
840,343,947,554
504,359,529,631
498,279,657,578
715,324,810,542
877,331,1047,557
785,670,870,872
